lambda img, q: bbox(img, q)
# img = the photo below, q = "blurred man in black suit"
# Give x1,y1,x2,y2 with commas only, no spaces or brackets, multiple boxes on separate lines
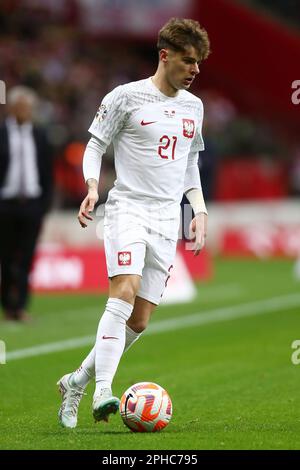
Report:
0,86,53,321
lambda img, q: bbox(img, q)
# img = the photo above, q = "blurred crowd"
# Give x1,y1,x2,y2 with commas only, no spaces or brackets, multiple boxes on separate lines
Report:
1,2,299,209
241,0,300,30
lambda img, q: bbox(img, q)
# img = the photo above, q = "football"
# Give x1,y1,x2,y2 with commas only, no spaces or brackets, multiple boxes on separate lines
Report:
119,382,172,432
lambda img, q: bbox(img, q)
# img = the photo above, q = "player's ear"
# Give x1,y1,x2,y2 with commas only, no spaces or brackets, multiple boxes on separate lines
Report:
160,49,168,63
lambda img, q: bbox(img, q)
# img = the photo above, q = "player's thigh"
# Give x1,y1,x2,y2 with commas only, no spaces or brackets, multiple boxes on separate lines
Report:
109,274,142,304
104,222,147,303
104,221,147,276
137,236,177,306
127,295,157,333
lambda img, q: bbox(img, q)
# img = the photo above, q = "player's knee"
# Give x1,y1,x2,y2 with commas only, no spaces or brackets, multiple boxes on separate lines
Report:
116,284,137,304
127,318,148,333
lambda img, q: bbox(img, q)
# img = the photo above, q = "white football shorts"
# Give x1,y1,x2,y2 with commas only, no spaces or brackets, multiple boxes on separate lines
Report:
104,216,177,305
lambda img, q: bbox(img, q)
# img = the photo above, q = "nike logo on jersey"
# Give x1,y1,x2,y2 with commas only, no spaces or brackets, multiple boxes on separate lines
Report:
141,120,157,126
102,335,119,340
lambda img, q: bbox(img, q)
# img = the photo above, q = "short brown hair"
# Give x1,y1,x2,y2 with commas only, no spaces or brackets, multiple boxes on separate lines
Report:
157,18,210,62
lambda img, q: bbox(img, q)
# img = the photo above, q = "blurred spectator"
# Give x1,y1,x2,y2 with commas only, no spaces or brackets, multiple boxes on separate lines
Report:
200,90,236,200
214,155,288,201
55,141,87,207
0,86,53,321
0,3,297,207
241,0,300,29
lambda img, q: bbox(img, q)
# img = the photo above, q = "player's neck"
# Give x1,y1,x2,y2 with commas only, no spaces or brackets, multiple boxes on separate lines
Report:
151,71,178,98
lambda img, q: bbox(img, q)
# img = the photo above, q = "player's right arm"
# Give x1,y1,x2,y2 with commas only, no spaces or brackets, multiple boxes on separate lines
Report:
77,177,99,228
78,86,128,228
78,136,106,228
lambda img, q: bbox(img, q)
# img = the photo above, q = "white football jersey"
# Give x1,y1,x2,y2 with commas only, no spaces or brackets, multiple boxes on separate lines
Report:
89,77,204,240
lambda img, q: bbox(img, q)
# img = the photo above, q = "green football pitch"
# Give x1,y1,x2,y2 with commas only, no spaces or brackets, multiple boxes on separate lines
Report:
1,257,300,450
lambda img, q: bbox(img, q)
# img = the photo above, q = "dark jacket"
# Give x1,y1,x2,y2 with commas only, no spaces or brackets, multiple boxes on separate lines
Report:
0,121,53,212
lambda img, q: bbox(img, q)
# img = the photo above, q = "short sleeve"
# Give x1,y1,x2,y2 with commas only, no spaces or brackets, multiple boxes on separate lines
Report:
190,100,205,153
88,85,128,145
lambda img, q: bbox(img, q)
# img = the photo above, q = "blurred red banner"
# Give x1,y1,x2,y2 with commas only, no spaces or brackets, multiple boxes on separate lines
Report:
221,226,300,258
30,243,212,292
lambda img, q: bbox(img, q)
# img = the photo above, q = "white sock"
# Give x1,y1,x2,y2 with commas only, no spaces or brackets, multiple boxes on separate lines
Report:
124,325,143,352
95,298,133,395
71,325,143,389
70,347,95,388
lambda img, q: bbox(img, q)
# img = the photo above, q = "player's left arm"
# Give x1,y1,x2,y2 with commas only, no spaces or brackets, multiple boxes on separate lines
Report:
184,150,207,256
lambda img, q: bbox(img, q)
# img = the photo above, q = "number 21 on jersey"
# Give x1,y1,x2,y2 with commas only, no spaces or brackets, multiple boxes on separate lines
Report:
158,135,178,160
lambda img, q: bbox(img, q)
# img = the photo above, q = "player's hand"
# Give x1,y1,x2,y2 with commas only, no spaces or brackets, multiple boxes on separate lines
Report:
189,212,207,256
77,188,99,228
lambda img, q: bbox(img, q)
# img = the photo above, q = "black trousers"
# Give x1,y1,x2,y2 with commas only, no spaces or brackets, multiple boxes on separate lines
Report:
0,199,44,312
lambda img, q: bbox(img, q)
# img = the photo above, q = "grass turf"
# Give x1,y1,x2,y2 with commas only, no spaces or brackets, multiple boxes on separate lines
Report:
0,257,300,450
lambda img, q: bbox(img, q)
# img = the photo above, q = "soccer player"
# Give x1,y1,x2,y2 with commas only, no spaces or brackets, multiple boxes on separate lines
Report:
57,18,210,428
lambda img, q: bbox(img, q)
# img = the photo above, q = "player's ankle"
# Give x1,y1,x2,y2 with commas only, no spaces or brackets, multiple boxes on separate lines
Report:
95,380,111,395
69,372,89,389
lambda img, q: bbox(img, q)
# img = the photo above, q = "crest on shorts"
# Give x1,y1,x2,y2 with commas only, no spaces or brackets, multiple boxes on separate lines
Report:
118,251,131,266
182,119,195,138
95,104,107,122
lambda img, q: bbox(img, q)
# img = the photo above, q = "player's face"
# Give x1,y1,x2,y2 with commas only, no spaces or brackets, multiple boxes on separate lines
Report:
165,46,200,91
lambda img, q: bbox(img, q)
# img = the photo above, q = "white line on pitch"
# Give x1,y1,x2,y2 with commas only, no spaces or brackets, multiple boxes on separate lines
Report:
5,292,300,361
27,282,245,320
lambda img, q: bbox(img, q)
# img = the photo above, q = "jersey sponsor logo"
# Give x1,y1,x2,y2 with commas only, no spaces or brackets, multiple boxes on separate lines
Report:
118,251,131,266
102,335,119,340
182,119,195,138
164,110,176,118
140,120,157,126
96,104,107,122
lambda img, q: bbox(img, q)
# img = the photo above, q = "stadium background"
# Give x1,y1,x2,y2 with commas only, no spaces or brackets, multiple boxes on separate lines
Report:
0,0,300,450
